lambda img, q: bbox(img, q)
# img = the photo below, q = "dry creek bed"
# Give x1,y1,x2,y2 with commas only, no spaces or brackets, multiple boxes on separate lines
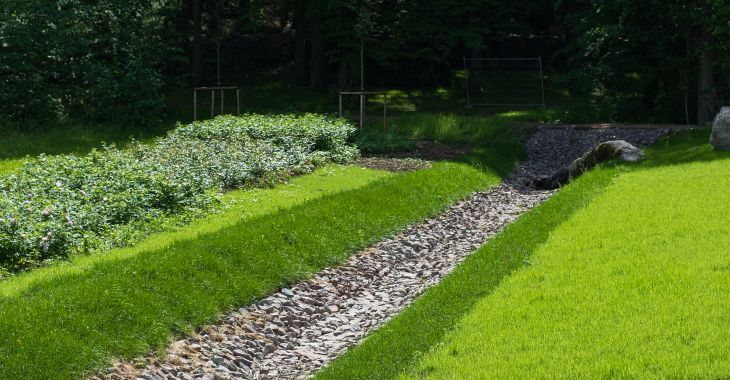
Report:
101,127,668,380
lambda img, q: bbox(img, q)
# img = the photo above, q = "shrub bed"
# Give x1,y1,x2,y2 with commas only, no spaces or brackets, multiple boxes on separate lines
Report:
0,114,357,274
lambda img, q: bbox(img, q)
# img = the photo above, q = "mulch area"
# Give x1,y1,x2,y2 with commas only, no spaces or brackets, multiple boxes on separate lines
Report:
354,157,431,172
354,141,472,172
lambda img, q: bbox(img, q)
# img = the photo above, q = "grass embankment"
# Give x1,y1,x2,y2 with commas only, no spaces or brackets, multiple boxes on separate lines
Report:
0,132,515,379
320,130,730,379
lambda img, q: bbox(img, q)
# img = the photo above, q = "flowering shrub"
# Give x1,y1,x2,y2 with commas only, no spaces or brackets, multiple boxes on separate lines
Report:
0,114,358,273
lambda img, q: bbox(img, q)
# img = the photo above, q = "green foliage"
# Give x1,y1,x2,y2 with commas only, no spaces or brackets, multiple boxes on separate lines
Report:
0,0,174,123
317,0,555,86
557,0,730,122
0,114,357,273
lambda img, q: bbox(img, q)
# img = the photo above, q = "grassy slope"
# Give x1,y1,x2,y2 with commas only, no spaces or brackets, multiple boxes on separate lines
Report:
406,131,730,378
0,154,507,378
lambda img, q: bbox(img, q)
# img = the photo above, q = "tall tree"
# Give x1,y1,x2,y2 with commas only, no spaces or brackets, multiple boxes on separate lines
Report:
193,0,202,86
557,0,728,123
309,1,324,88
293,0,308,85
697,0,719,125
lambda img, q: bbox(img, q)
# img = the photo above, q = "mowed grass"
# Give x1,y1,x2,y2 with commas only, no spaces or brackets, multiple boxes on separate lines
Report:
0,146,510,378
406,131,730,378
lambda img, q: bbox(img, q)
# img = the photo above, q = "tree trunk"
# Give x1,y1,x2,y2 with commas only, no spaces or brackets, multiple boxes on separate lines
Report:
338,60,348,91
697,3,718,125
193,0,202,86
309,6,324,88
466,47,483,106
293,0,308,85
360,39,364,91
238,0,249,26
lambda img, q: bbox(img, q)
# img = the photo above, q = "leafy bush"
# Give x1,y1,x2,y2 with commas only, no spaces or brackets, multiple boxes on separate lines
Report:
0,0,172,123
0,114,357,273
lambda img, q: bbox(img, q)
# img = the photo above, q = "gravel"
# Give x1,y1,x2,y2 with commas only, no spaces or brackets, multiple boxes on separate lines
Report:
511,127,668,189
99,127,669,380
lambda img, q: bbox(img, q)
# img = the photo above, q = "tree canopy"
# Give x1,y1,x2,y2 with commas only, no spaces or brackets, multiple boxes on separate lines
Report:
0,0,727,124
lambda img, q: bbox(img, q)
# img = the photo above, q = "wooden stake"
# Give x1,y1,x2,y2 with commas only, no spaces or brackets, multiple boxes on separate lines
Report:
359,93,364,129
211,90,215,117
383,94,387,133
193,90,197,120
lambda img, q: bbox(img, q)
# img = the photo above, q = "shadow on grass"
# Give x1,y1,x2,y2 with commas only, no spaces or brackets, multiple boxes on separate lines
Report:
454,127,528,179
639,129,730,168
0,122,175,164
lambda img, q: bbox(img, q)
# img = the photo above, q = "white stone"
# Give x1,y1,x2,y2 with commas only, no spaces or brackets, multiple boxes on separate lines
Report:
710,106,730,150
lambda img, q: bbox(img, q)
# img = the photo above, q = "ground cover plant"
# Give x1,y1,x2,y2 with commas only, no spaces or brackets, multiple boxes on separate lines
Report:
319,130,730,379
0,134,519,378
0,114,357,274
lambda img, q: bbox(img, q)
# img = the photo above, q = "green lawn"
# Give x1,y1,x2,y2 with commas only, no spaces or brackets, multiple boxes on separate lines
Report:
410,132,730,378
320,130,730,379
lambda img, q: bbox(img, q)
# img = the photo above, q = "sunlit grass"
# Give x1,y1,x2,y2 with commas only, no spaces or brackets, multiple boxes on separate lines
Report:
0,158,25,176
407,131,730,378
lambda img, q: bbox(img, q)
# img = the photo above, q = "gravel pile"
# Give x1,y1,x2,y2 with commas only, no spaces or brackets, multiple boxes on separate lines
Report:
101,127,668,380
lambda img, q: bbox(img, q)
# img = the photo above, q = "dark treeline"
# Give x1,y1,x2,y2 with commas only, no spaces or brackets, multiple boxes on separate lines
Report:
1,0,728,124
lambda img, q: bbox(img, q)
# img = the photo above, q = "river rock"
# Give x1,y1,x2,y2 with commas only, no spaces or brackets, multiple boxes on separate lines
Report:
535,140,644,189
710,106,730,151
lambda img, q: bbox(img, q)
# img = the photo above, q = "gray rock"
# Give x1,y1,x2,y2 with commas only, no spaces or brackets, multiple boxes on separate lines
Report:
536,140,644,189
710,106,730,150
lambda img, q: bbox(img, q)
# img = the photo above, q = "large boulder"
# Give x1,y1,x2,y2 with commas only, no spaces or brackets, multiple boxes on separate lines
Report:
535,140,644,189
710,106,730,151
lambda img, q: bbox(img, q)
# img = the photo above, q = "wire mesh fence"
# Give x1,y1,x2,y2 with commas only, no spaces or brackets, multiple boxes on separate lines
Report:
464,57,545,108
